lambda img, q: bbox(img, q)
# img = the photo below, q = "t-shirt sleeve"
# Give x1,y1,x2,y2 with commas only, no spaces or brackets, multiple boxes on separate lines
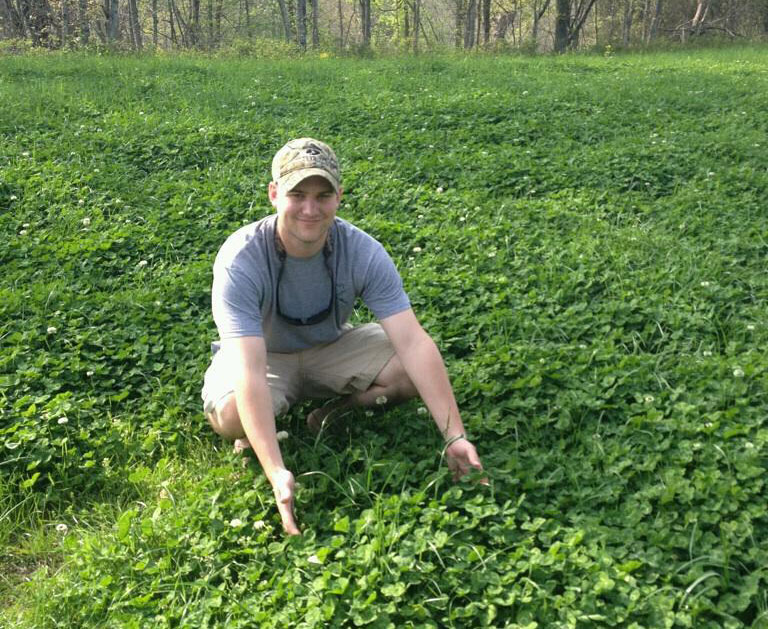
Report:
360,244,411,320
211,261,265,340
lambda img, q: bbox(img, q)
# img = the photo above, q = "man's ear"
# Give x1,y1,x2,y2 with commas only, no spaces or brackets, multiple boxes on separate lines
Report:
268,181,278,206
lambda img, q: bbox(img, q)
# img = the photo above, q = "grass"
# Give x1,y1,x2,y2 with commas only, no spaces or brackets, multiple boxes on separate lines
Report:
1,45,768,627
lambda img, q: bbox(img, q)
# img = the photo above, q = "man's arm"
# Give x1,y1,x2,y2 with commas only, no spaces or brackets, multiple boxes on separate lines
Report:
379,309,485,480
221,336,300,535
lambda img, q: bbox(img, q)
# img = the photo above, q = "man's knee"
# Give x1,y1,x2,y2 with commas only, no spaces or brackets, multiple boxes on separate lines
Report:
378,354,418,399
206,393,244,440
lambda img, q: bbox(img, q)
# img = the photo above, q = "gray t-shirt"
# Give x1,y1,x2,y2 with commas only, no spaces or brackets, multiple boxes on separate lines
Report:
211,214,411,353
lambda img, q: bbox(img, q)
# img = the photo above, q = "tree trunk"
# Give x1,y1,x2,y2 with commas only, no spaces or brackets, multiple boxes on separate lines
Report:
0,0,26,38
275,0,290,41
481,0,490,44
296,0,306,49
151,0,157,46
104,0,119,42
554,0,569,52
647,0,661,41
337,0,343,47
454,0,463,48
403,0,409,39
214,0,222,44
129,0,142,48
359,0,371,48
621,0,633,45
311,0,318,47
412,0,419,52
463,0,475,47
61,0,70,46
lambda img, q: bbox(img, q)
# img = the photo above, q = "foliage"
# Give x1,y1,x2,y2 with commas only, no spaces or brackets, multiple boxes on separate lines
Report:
1,47,768,628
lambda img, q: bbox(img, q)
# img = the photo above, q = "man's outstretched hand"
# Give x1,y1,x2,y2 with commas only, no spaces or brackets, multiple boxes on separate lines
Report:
445,438,488,484
268,468,301,535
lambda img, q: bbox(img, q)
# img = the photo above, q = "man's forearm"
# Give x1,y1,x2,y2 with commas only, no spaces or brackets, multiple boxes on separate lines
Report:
234,376,287,478
397,333,466,440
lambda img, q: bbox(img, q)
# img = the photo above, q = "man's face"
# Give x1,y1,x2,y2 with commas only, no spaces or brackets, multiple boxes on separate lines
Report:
269,175,341,255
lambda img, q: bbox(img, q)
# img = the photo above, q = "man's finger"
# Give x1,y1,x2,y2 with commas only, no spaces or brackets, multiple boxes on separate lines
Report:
274,486,301,535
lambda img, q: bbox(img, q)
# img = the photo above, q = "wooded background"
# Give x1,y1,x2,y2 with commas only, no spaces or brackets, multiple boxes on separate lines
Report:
0,0,766,55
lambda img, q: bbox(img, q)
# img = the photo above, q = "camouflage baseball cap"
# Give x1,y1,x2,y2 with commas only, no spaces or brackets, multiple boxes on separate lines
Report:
271,138,341,195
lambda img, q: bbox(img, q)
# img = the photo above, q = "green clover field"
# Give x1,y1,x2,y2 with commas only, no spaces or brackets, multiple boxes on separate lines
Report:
1,46,767,627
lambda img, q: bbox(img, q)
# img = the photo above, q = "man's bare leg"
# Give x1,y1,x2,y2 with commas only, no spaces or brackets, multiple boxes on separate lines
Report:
206,394,252,452
306,354,418,433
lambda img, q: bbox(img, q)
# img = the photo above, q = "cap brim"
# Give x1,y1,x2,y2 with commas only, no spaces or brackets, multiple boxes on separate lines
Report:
279,168,340,195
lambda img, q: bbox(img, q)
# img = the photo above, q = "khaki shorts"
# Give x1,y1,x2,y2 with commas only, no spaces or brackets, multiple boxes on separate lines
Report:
201,323,395,417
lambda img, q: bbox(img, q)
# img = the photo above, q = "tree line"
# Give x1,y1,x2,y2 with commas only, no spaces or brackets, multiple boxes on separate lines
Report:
1,0,766,53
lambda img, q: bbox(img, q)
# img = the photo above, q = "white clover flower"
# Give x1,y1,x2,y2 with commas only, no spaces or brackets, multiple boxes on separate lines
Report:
703,350,713,357
81,217,91,226
21,151,30,157
56,523,68,533
522,90,529,95
276,430,289,442
93,168,100,173
747,324,755,331
488,252,496,258
700,281,710,287
78,199,85,205
417,214,424,219
229,518,243,528
364,410,374,417
745,442,755,449
253,520,266,530
375,395,388,405
19,230,27,236
733,368,745,378
643,395,655,404
459,216,466,222
47,326,57,334
139,111,145,115
57,417,68,425
307,554,322,565
137,260,148,268
579,344,587,349
707,171,715,177
417,406,427,415
10,195,17,201
412,246,422,253
86,370,94,377
436,186,444,193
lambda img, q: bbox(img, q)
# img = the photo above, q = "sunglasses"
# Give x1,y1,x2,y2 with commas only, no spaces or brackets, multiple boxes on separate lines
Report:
274,236,335,327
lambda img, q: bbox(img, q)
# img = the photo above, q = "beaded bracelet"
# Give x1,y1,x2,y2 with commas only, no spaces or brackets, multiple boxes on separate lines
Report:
444,433,467,448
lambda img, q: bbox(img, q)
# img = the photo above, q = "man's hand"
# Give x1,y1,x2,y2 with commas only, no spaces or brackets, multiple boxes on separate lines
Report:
268,468,301,535
445,438,488,484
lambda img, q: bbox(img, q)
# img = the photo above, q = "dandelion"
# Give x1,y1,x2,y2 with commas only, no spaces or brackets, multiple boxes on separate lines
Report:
733,368,745,378
276,430,289,442
57,417,69,425
375,395,388,405
229,518,243,528
412,246,422,253
417,406,428,415
82,217,91,226
56,523,68,534
137,260,148,268
307,554,322,565
47,326,57,334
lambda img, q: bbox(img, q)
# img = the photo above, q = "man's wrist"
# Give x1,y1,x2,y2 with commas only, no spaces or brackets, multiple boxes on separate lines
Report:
444,433,466,448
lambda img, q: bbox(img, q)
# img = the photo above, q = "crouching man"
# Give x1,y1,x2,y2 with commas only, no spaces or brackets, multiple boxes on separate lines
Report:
202,138,484,535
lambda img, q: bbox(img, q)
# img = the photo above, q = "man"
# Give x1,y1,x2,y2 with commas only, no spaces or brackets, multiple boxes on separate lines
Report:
202,138,484,535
